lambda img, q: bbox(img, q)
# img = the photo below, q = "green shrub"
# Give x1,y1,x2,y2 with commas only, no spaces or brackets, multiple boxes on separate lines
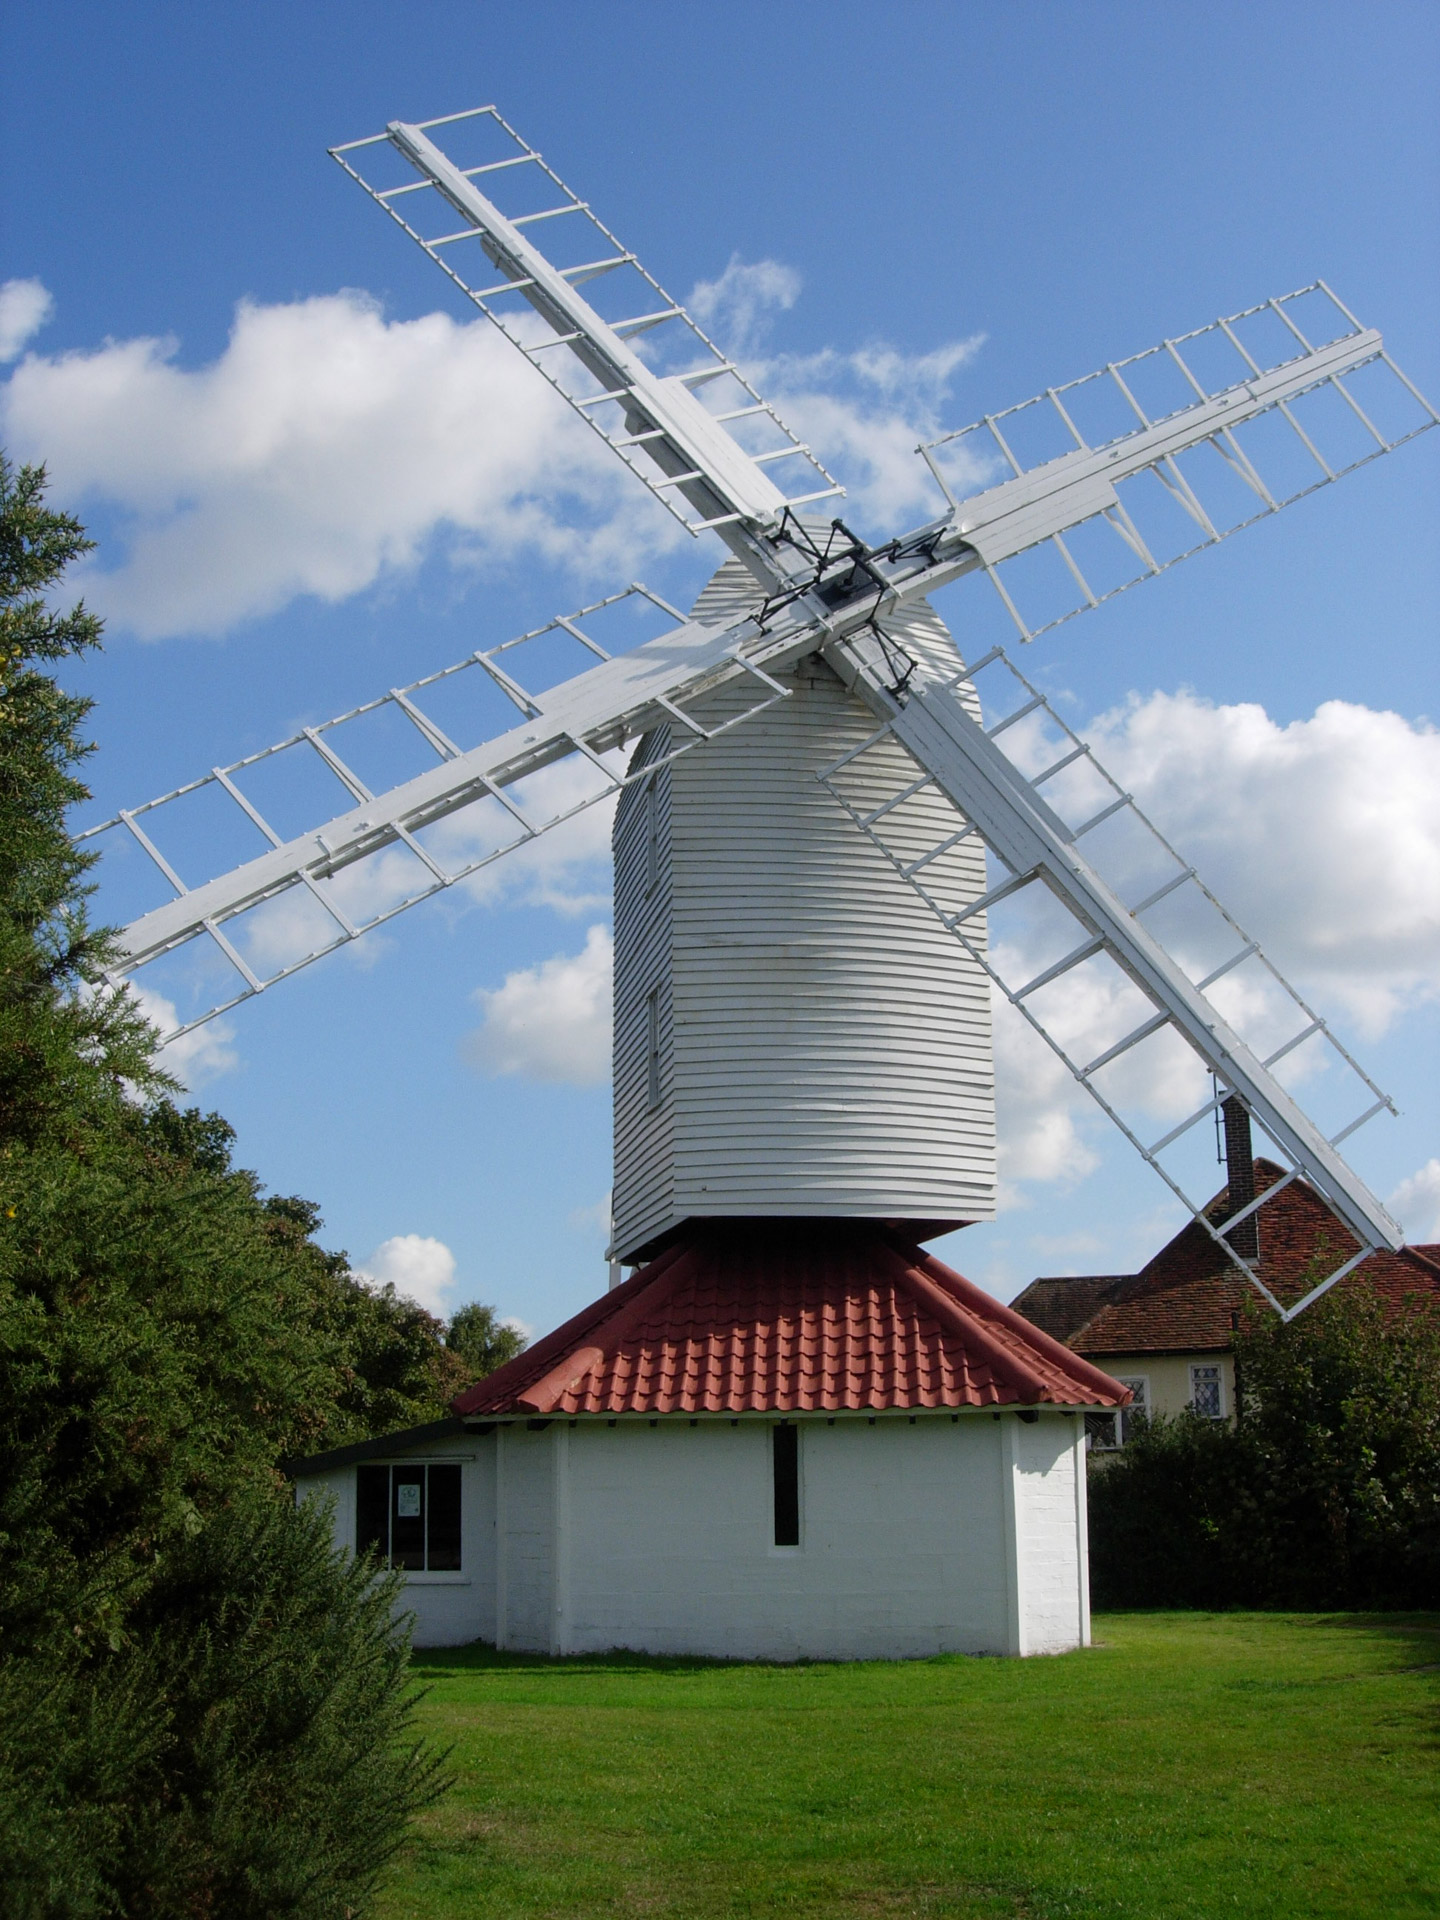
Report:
1089,1283,1440,1609
1,1496,447,1919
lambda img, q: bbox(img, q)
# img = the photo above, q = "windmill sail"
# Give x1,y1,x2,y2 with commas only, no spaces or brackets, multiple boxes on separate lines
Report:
330,109,840,578
816,635,1403,1319
919,283,1436,640
88,587,812,1040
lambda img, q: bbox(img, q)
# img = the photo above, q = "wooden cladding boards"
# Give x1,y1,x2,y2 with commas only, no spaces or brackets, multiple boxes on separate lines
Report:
612,729,675,1258
610,563,998,1262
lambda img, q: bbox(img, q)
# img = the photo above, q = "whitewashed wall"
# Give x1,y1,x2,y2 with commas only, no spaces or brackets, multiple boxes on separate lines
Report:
495,1423,559,1653
610,558,997,1261
1005,1416,1090,1656
560,1417,1016,1659
298,1414,1089,1658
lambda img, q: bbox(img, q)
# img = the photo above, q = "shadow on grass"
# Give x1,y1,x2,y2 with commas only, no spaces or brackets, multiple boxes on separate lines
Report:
410,1642,752,1680
1310,1612,1440,1681
407,1641,982,1680
406,1613,1440,1707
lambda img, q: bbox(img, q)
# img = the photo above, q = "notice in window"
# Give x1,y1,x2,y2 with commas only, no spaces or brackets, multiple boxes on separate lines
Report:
396,1480,422,1518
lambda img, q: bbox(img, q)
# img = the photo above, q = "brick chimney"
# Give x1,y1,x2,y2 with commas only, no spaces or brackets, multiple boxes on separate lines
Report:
1220,1095,1259,1263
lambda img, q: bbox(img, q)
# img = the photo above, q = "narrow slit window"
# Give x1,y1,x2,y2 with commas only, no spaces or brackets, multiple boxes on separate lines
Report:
646,987,661,1109
644,776,660,895
354,1463,462,1571
773,1423,800,1546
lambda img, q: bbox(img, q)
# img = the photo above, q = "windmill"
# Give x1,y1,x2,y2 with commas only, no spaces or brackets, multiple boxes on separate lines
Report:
86,105,1438,1326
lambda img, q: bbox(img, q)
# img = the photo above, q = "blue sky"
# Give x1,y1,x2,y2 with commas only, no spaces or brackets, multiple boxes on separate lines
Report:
2,0,1437,1332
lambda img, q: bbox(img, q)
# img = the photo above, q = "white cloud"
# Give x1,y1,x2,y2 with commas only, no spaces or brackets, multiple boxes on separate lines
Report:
1,291,679,638
464,923,612,1085
991,994,1100,1201
1090,692,1440,1037
568,1191,613,1239
972,689,1440,1205
440,753,622,917
682,255,984,525
752,334,987,534
1,272,984,638
1389,1161,1440,1244
0,279,53,362
130,984,238,1088
687,255,800,354
355,1233,458,1316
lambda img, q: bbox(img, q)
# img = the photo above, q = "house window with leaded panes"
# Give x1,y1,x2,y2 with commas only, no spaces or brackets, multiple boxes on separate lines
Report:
1086,1376,1149,1450
1189,1364,1224,1420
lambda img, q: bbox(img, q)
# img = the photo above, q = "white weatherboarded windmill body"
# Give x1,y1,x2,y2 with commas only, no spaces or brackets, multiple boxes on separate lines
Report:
93,107,1436,1657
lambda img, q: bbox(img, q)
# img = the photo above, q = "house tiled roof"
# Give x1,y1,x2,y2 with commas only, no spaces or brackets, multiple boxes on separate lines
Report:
453,1222,1127,1418
1013,1161,1440,1357
998,1274,1132,1347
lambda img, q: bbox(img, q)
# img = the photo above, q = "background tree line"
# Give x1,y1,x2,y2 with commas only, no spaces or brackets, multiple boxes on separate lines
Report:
0,454,523,1915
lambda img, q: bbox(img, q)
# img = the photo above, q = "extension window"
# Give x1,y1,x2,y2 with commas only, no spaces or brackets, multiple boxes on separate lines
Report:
356,1462,462,1572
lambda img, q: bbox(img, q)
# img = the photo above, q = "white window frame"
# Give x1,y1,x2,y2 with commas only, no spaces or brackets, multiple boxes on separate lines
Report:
1117,1375,1150,1443
355,1458,469,1583
1086,1374,1149,1451
1189,1363,1225,1421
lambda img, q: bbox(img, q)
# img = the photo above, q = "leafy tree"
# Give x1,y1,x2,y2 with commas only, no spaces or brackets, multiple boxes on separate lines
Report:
1228,1280,1440,1604
1088,1281,1440,1609
446,1298,527,1382
1,1099,466,1654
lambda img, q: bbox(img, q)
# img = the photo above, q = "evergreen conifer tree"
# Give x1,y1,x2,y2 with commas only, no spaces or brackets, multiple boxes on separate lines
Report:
0,458,458,1916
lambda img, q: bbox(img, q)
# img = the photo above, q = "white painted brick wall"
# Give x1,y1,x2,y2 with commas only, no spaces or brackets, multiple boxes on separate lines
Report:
564,1417,1016,1661
1016,1417,1086,1655
497,1425,555,1652
293,1433,496,1651
296,1466,356,1555
299,1416,1089,1659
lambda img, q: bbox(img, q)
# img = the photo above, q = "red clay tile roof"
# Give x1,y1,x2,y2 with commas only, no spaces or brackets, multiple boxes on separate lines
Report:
1012,1162,1440,1357
453,1222,1126,1418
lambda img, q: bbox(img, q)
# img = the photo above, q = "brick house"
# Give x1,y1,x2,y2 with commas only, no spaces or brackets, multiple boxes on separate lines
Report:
1012,1159,1440,1450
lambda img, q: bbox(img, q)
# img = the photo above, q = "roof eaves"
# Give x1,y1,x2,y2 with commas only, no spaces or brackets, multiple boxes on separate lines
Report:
895,1257,1053,1404
909,1241,1130,1407
284,1416,467,1478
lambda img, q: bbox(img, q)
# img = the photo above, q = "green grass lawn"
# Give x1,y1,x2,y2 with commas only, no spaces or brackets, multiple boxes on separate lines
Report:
376,1613,1439,1920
